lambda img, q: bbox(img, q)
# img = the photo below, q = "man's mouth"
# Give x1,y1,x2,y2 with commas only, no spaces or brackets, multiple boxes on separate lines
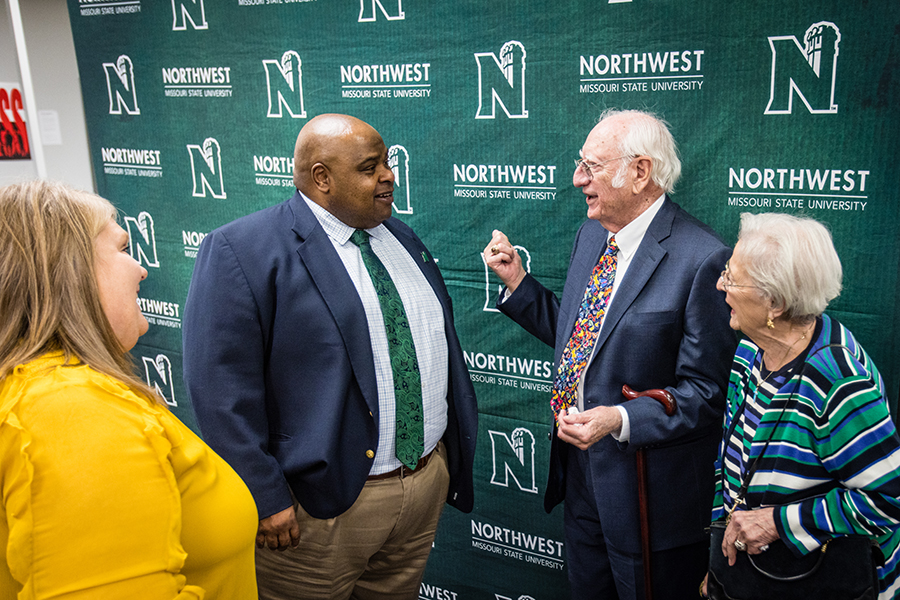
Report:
376,190,393,201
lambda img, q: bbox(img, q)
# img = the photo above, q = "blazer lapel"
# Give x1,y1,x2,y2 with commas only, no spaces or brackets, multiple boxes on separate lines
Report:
556,223,607,361
289,193,380,415
591,198,675,355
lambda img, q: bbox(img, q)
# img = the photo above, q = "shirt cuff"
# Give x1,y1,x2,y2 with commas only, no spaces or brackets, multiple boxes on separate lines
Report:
611,405,630,442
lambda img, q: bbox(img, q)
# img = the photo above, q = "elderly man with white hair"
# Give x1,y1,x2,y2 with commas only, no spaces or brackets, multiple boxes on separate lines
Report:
484,109,737,599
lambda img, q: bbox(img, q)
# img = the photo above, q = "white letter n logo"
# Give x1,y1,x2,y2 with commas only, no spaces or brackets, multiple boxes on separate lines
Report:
474,41,528,119
123,212,160,268
143,354,176,406
358,0,404,22
489,428,538,493
172,0,208,30
103,55,140,116
263,51,306,118
765,22,840,115
187,138,226,199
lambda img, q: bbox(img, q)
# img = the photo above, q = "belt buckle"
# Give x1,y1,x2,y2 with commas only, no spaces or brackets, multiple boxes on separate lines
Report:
399,450,429,478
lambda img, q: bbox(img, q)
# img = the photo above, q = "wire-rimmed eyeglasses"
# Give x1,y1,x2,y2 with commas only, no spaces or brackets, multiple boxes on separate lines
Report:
573,155,631,181
719,261,760,292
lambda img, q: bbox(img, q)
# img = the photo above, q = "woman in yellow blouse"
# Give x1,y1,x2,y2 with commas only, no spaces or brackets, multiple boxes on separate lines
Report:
0,181,258,599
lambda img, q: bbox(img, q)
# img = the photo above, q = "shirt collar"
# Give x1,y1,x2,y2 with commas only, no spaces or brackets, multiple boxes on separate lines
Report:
301,191,387,245
608,193,666,260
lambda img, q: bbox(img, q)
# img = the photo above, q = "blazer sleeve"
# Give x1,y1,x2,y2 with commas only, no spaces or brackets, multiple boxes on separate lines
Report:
496,273,560,349
623,244,736,448
182,229,292,519
497,219,595,351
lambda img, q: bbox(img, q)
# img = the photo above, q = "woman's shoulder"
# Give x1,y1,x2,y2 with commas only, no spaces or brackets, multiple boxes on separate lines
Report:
733,337,760,366
806,315,880,383
790,316,886,421
1,353,163,435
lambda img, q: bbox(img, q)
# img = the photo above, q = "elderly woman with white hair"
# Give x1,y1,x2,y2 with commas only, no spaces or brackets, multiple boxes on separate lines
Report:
701,212,900,600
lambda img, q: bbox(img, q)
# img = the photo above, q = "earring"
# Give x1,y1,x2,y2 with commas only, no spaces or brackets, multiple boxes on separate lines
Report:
766,318,775,329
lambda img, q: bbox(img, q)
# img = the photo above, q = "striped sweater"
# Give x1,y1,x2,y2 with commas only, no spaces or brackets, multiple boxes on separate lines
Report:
711,314,900,599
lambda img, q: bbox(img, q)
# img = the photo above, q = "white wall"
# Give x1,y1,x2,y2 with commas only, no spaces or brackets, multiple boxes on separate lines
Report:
1,0,94,190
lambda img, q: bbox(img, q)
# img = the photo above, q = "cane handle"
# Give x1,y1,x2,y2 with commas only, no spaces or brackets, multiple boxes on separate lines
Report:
621,384,677,416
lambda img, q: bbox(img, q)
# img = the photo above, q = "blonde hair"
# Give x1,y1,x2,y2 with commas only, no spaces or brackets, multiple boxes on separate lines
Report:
0,181,161,403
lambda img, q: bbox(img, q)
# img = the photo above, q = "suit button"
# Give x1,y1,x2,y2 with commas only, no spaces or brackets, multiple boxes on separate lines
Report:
366,450,375,459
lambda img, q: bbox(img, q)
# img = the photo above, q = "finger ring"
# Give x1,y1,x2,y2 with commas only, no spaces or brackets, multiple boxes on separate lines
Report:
734,540,747,551
759,544,769,552
490,245,500,255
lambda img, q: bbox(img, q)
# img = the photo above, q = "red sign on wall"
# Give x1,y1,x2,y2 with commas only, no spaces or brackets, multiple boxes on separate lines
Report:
1,84,30,160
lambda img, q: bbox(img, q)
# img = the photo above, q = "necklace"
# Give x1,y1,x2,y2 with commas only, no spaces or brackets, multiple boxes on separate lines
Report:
752,320,814,401
733,323,814,513
760,321,813,375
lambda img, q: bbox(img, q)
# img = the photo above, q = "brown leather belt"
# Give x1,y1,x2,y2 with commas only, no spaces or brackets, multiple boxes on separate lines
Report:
366,448,436,481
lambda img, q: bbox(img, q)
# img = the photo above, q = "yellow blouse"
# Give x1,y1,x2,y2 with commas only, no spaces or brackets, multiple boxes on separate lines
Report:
0,353,258,599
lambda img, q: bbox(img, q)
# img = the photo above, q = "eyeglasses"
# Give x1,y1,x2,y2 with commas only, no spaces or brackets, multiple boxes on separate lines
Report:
573,155,631,181
719,261,760,292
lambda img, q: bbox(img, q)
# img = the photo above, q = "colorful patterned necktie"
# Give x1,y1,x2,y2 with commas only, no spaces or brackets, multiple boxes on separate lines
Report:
550,237,619,417
350,229,424,469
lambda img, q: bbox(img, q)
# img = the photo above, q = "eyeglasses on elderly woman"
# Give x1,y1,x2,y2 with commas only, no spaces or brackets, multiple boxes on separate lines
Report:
718,261,761,293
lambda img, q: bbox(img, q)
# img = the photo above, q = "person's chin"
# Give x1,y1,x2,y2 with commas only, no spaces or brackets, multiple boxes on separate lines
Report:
375,202,393,223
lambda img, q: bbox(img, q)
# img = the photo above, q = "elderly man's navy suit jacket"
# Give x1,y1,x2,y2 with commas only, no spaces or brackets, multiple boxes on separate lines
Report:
499,198,735,553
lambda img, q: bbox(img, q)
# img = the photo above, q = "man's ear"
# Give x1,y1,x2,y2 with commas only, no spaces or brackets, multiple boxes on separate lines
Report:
311,163,330,193
631,156,652,194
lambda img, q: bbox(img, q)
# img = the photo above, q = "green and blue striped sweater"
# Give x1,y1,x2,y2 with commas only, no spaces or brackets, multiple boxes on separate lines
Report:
712,314,900,599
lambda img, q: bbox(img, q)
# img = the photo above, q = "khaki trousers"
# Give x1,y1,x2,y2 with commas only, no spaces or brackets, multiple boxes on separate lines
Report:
256,443,450,600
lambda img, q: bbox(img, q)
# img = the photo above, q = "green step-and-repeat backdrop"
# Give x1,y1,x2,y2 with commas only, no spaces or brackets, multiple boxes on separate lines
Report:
67,1,900,597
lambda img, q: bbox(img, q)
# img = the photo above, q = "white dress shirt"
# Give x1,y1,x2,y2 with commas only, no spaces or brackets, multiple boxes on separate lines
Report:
303,194,449,475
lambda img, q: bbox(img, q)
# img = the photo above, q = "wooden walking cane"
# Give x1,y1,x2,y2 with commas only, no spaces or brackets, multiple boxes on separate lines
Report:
621,384,677,600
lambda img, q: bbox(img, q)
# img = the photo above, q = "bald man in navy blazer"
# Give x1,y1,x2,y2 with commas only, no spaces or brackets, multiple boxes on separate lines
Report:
485,110,736,600
183,114,477,600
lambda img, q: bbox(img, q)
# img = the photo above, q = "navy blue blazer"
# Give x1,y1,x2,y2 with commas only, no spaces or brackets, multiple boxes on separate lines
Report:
182,191,478,520
499,198,736,553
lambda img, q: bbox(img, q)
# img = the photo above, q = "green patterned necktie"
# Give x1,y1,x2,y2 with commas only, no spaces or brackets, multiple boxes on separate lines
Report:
349,229,424,469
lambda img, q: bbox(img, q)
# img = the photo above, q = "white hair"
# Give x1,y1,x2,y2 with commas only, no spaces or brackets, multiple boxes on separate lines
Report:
738,212,843,320
598,109,681,193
